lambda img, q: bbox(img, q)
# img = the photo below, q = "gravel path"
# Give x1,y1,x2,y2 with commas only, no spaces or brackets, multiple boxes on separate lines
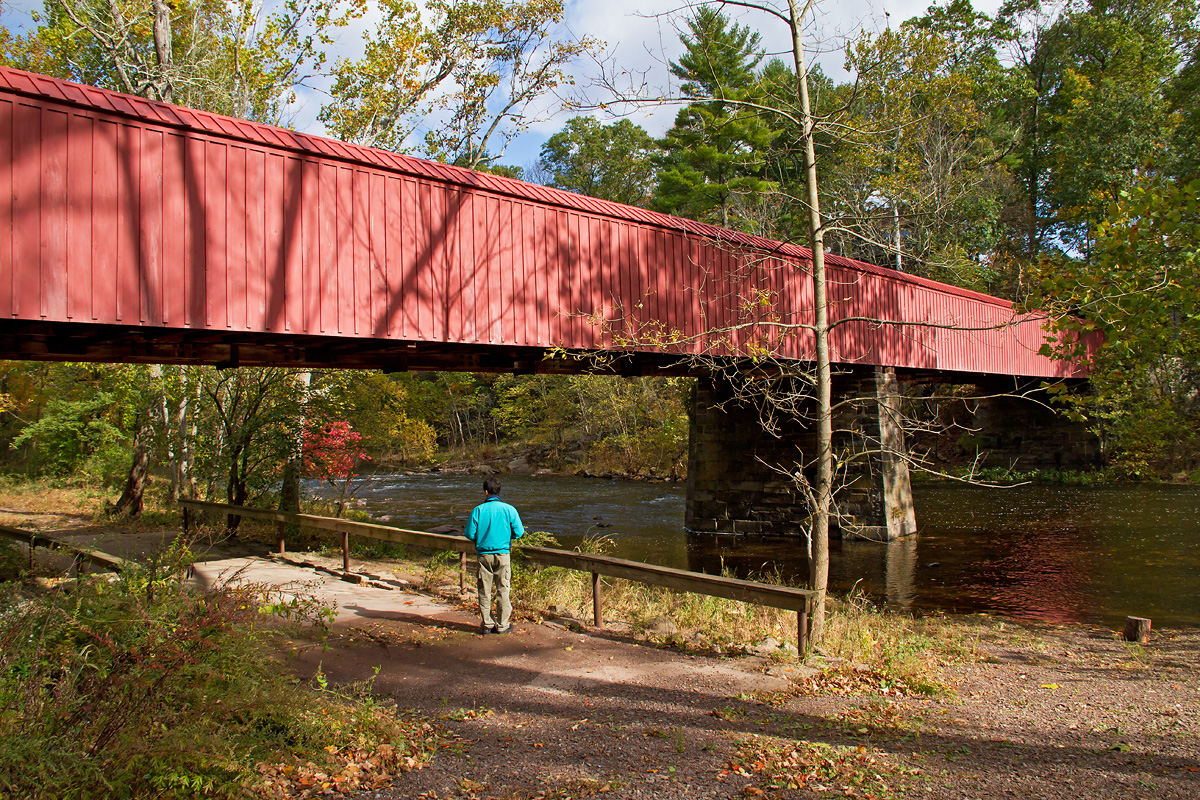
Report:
277,562,1199,800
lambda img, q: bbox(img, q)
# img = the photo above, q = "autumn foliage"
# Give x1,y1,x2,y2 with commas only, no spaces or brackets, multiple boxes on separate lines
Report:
303,421,371,514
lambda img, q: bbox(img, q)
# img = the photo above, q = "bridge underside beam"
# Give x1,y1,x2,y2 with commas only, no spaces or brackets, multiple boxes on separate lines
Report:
0,320,1089,394
0,320,703,376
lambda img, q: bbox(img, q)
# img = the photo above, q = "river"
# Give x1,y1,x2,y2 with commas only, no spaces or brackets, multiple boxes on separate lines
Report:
308,473,1200,629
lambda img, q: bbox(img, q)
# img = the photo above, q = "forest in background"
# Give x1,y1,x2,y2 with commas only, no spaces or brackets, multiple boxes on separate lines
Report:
1,0,1199,512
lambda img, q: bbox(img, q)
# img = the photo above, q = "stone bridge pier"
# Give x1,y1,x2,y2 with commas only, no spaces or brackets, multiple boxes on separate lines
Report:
964,379,1101,469
685,367,917,543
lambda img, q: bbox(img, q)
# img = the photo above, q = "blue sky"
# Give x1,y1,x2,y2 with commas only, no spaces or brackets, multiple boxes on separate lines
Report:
1,0,1007,170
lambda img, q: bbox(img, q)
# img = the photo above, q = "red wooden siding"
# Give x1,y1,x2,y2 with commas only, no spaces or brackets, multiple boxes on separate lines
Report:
0,67,1084,378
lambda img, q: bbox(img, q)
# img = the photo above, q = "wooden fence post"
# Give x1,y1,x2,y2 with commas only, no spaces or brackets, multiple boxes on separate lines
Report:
28,534,35,572
460,552,467,593
342,531,350,572
592,572,604,627
276,521,286,555
797,607,809,655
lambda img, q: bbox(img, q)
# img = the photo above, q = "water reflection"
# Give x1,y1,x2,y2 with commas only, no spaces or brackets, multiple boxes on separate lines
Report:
307,473,1200,629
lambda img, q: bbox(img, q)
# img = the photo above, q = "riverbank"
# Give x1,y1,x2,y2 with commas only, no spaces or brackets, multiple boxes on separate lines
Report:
4,495,1197,799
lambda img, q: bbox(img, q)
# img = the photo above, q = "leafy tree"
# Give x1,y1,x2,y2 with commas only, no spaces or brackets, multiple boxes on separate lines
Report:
193,368,308,528
652,6,779,230
303,420,370,515
2,0,363,123
11,393,124,478
996,0,1197,259
320,371,437,465
1167,36,1200,179
571,376,690,477
391,372,500,450
537,116,658,206
824,21,1010,289
421,0,597,169
1,363,161,489
492,374,578,453
322,0,597,169
320,0,482,151
1039,176,1200,476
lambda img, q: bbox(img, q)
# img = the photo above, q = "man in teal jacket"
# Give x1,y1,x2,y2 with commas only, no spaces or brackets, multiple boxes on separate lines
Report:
464,477,525,634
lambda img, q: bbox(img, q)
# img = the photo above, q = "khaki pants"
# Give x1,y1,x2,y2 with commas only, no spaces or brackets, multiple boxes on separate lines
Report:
476,552,512,629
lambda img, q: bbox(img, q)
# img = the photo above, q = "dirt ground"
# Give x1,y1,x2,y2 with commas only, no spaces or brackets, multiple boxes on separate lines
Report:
300,591,1200,800
6,508,1198,800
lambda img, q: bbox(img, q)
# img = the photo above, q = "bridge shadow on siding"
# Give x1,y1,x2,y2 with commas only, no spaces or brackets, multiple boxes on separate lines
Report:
4,81,1056,378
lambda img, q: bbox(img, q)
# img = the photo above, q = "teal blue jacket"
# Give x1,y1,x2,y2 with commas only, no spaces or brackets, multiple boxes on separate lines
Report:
464,496,524,554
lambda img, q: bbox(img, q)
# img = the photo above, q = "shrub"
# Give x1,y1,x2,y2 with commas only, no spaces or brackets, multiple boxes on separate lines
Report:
0,554,438,798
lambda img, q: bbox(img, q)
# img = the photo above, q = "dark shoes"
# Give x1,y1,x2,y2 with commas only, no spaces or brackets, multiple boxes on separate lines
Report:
481,624,513,635
494,624,513,634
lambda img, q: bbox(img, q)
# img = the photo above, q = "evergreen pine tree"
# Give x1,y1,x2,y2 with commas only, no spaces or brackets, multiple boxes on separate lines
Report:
652,8,779,230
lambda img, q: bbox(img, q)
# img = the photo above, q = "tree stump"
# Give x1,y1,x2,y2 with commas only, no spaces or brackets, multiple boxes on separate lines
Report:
1123,616,1151,644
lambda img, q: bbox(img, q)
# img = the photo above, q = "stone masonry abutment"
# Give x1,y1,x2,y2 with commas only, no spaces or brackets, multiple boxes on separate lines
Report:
920,379,1101,470
967,379,1101,469
685,367,917,542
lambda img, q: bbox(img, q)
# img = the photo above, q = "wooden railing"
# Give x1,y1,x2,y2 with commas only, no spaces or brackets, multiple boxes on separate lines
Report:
180,500,816,651
0,525,127,574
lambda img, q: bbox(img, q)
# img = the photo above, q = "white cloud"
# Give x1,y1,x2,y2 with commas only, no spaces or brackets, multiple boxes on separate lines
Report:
3,0,1008,168
500,0,1009,166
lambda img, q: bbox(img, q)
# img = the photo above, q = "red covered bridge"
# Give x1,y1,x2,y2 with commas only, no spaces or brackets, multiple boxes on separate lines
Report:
0,67,1080,380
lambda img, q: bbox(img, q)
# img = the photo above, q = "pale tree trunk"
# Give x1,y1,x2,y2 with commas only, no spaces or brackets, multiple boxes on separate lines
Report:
176,366,192,499
893,126,903,271
162,368,177,503
787,0,833,644
188,368,201,498
150,0,174,102
279,372,311,534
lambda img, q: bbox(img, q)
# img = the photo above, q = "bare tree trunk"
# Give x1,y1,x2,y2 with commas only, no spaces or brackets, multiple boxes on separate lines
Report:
110,410,153,516
279,372,310,535
159,367,177,504
150,0,174,102
788,0,832,644
176,366,191,499
893,126,903,272
188,368,200,498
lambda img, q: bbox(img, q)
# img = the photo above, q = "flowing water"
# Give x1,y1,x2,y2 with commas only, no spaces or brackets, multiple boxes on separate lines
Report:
310,473,1200,629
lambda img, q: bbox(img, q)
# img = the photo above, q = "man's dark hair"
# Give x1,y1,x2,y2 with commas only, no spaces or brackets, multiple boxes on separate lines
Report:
483,476,502,496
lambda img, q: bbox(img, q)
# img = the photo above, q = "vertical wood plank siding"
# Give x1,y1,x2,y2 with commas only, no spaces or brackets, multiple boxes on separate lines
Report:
0,68,1082,379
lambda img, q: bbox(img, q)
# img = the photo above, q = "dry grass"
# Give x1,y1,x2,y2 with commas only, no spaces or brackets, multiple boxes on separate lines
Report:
511,533,979,696
511,531,800,652
0,478,110,528
816,593,981,693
